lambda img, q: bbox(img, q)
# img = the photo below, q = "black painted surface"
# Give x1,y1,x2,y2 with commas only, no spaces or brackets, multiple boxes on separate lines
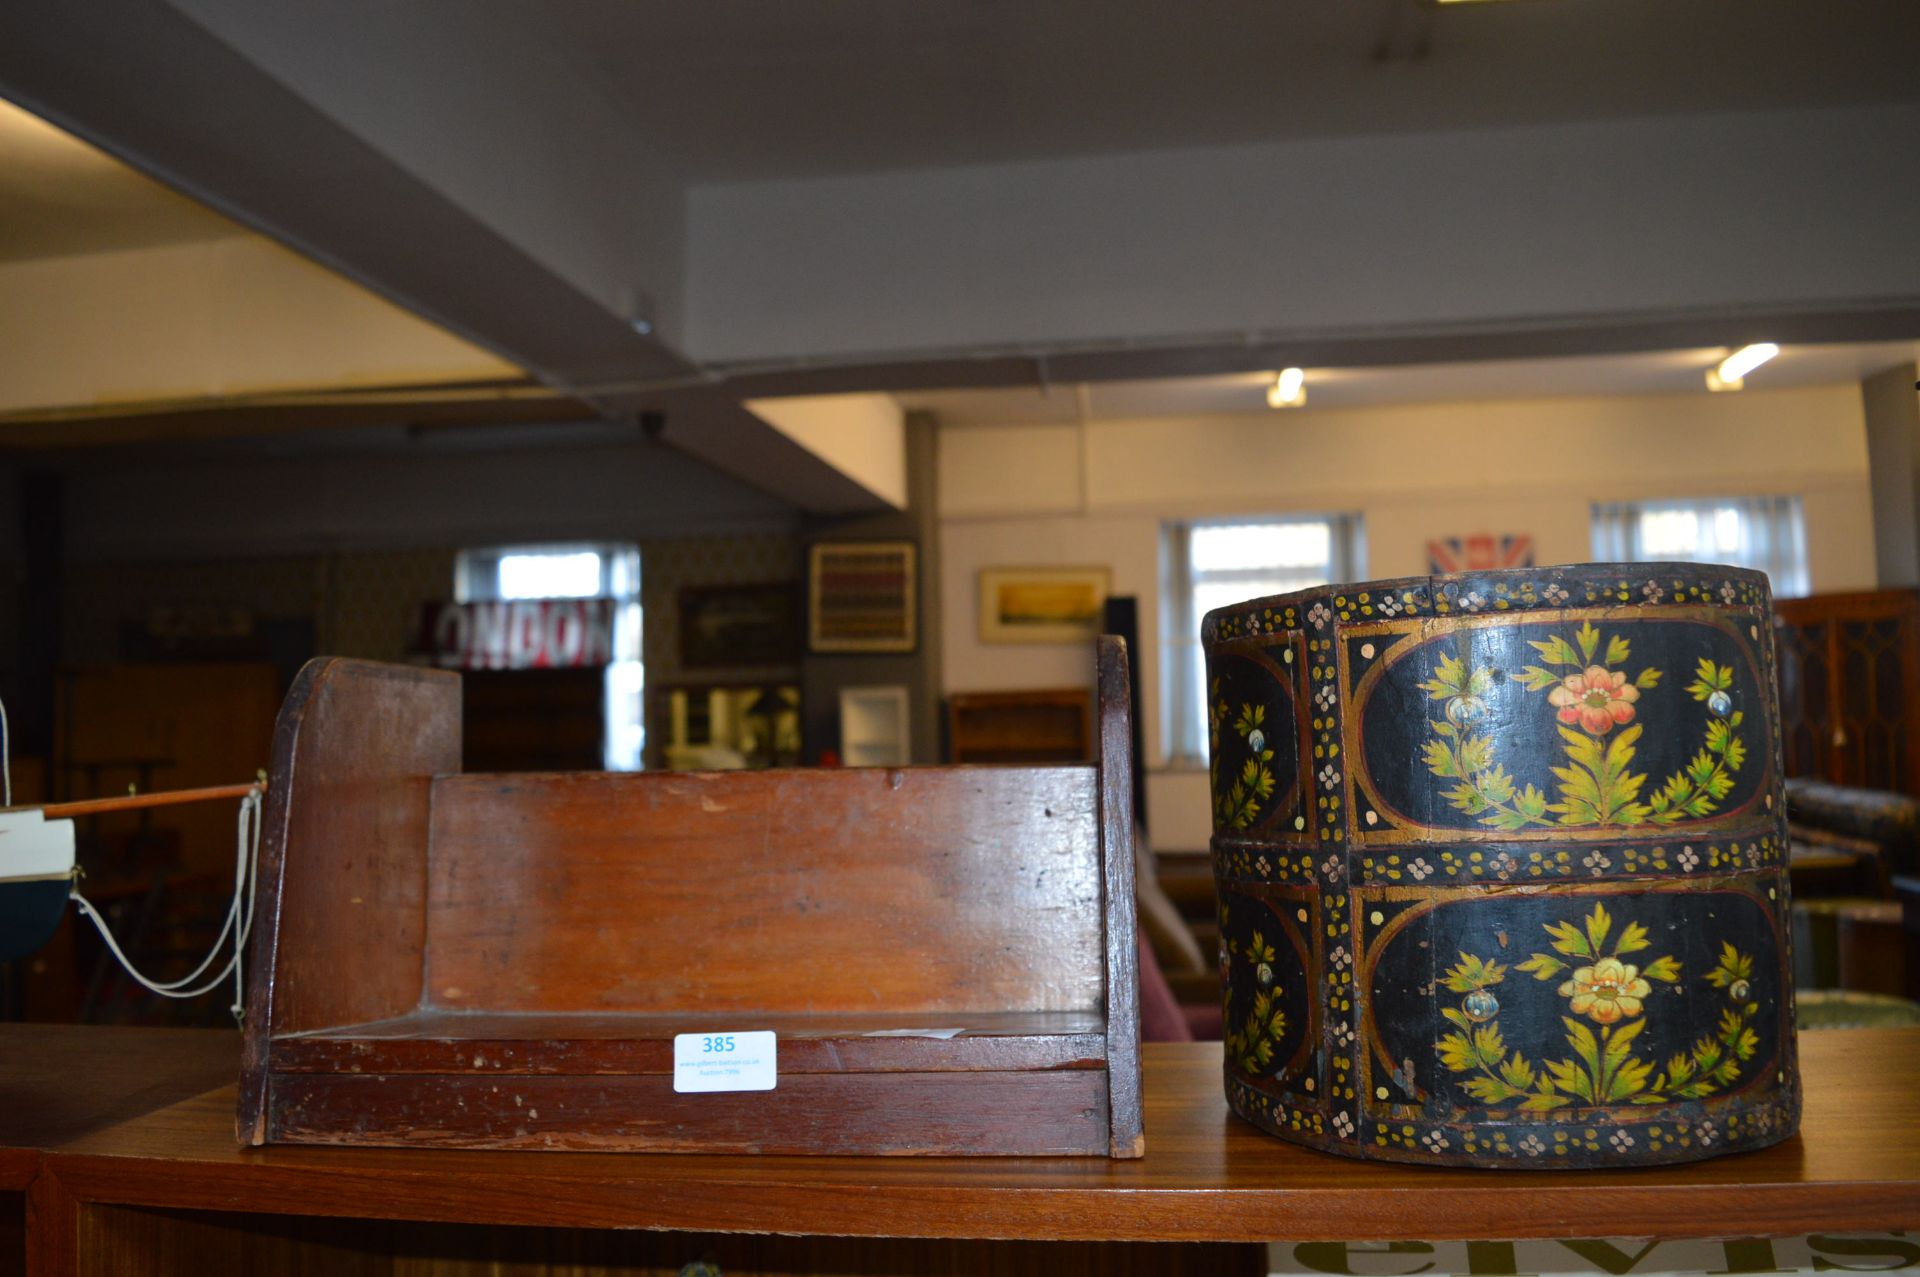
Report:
1204,565,1800,1168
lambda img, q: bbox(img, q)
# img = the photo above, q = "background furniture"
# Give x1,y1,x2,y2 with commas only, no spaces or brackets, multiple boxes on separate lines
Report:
239,643,1142,1157
1775,589,1920,795
946,688,1091,763
4,1024,1918,1276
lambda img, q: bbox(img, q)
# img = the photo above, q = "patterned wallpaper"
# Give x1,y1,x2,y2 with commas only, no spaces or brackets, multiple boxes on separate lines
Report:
61,549,456,668
639,531,803,686
57,534,799,679
318,548,459,661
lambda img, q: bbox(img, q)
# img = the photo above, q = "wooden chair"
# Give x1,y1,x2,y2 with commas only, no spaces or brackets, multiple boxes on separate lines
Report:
238,640,1143,1157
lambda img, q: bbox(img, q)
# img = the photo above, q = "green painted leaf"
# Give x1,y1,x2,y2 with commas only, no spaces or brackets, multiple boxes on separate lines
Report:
1515,665,1561,691
1442,952,1507,993
1544,919,1592,958
1635,667,1663,689
1479,764,1515,804
1584,902,1613,955
1605,634,1630,666
1529,635,1581,667
1424,740,1459,777
1576,621,1602,663
1544,1054,1595,1102
1462,1075,1521,1102
1641,954,1683,983
1458,736,1495,775
1565,1015,1601,1077
1438,1032,1478,1073
1517,952,1567,980
1615,920,1651,955
1608,1054,1655,1101
1473,1024,1506,1067
1500,1053,1536,1090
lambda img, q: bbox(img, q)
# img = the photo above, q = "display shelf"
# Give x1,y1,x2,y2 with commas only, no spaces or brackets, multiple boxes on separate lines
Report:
237,650,1142,1158
3,1026,1917,1253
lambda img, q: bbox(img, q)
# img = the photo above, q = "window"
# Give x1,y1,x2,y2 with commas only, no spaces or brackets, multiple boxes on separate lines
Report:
1162,514,1363,763
455,543,645,770
1591,496,1808,597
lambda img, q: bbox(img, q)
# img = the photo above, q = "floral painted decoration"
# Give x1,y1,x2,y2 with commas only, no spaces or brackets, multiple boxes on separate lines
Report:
1438,903,1761,1111
1423,622,1745,830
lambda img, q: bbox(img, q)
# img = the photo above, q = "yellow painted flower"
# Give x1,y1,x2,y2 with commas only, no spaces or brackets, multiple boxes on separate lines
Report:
1559,956,1651,1024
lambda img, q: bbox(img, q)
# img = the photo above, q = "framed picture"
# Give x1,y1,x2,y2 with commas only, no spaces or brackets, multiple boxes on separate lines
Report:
809,541,917,653
977,566,1111,644
678,583,800,669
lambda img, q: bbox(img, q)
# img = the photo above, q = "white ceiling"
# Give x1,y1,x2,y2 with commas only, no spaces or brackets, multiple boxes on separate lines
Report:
903,342,1920,425
515,0,1920,181
0,95,242,262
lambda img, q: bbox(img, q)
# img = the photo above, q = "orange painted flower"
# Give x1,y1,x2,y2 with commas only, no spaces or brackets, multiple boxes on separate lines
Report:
1558,957,1651,1024
1549,665,1639,735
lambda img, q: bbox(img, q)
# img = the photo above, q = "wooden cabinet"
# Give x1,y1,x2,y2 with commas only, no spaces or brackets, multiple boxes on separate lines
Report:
1776,590,1920,795
947,688,1091,764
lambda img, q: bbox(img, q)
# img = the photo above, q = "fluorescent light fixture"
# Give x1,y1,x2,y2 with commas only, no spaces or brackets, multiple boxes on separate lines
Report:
1267,368,1307,409
1706,343,1779,392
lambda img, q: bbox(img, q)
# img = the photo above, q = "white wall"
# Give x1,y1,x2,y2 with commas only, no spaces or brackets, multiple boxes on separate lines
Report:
0,237,518,415
938,385,1875,850
687,104,1920,366
746,393,908,509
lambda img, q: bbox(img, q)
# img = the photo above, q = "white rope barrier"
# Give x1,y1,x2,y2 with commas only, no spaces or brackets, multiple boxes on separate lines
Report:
70,786,263,1025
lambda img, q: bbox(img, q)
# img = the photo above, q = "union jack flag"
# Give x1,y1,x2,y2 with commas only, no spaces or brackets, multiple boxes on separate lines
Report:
1426,534,1535,575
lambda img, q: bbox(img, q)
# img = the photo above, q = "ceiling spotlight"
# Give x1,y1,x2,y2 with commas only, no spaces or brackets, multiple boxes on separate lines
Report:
1267,368,1307,409
1706,343,1779,393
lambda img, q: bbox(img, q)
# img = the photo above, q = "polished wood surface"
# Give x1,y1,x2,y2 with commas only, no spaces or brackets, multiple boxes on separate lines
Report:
6,1025,1917,1243
237,649,1143,1157
238,658,462,1143
426,766,1104,1015
272,1009,1106,1075
66,1206,1259,1277
1097,638,1145,1157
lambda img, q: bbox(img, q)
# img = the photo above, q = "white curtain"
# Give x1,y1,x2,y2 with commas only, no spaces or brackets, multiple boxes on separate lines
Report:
1590,496,1808,597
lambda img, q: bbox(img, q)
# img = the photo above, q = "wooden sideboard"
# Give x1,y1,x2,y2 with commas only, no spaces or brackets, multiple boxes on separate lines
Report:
3,1024,1919,1275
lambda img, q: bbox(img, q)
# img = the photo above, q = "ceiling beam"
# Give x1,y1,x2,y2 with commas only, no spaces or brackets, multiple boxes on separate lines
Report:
0,0,889,513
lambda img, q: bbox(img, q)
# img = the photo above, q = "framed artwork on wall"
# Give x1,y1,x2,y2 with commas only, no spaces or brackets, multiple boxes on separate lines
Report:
677,582,800,669
977,566,1111,644
808,541,917,653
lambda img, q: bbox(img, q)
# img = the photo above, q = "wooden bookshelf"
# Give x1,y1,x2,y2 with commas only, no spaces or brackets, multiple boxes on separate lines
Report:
947,688,1092,763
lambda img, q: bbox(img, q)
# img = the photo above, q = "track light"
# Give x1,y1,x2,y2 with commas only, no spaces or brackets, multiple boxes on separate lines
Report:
1706,343,1779,393
1267,368,1307,409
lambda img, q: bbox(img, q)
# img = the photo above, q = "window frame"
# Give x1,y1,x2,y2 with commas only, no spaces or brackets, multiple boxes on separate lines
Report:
1161,513,1363,766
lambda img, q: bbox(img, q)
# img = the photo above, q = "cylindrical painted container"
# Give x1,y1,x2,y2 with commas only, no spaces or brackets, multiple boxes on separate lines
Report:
1202,564,1800,1167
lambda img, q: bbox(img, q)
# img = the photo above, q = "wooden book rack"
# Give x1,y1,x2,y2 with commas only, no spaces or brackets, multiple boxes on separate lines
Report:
237,640,1143,1157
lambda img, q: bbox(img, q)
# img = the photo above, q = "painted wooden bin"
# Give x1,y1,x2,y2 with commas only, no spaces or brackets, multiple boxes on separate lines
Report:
237,639,1143,1157
1202,564,1799,1167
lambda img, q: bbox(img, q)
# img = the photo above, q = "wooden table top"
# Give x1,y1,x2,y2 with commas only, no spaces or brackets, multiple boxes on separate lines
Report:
3,1023,1917,1242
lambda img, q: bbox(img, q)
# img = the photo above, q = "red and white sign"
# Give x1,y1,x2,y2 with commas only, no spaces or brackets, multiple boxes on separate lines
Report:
416,600,615,670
